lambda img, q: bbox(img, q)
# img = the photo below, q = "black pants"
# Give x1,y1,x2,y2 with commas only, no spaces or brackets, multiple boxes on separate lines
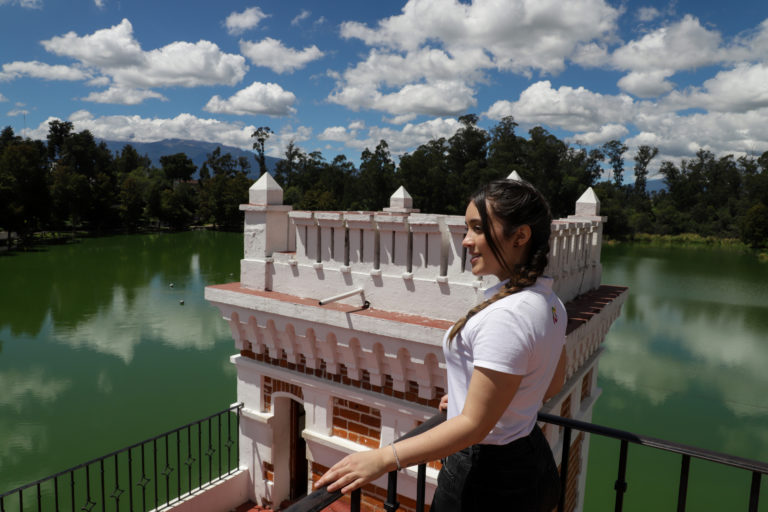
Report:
431,425,560,511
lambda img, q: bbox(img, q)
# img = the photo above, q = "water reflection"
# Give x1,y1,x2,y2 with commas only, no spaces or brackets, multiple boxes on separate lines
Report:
0,368,71,410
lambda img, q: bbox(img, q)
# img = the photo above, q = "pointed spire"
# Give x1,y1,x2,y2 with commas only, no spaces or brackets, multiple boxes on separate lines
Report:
389,186,413,210
249,172,283,205
507,170,523,181
575,187,600,216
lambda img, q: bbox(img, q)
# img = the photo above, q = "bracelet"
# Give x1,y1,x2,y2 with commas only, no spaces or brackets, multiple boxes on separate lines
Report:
390,442,403,471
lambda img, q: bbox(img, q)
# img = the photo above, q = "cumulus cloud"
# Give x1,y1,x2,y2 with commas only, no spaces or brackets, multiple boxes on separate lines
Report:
225,7,269,36
332,0,620,117
486,80,636,133
204,81,297,116
39,19,247,96
662,63,768,113
0,61,91,81
83,87,167,105
0,93,7,102
239,37,324,73
569,123,629,146
25,111,259,149
316,117,462,155
8,108,29,116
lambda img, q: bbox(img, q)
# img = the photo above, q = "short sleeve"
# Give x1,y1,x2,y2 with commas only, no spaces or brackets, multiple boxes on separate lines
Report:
469,304,534,375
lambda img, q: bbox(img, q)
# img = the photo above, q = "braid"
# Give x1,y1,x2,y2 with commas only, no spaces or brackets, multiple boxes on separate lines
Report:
448,179,551,345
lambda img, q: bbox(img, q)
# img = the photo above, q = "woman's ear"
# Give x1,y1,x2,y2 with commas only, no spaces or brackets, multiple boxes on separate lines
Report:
513,225,532,247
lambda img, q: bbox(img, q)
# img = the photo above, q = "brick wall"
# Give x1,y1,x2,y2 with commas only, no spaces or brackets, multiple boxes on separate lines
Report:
332,398,381,448
262,375,304,412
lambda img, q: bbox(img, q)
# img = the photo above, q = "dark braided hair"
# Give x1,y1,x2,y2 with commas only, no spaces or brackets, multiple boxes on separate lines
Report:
448,179,552,343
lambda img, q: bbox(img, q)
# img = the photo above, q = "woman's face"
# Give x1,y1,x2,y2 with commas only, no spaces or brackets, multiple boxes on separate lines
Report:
463,201,519,280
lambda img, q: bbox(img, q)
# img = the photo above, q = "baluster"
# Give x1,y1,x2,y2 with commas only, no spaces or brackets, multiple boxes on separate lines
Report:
416,464,426,512
614,440,629,512
558,426,572,512
384,471,400,512
677,455,690,511
350,488,361,512
749,472,761,512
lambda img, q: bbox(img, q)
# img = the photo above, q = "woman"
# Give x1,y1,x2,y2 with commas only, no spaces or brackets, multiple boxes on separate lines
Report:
315,179,566,511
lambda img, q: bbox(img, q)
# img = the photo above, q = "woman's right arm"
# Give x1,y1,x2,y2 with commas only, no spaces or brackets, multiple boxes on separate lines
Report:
315,367,522,494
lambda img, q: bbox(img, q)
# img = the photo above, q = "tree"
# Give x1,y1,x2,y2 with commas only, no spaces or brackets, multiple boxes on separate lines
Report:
602,140,628,187
160,153,197,183
357,140,396,210
251,126,273,176
633,145,658,197
740,203,768,248
0,139,51,246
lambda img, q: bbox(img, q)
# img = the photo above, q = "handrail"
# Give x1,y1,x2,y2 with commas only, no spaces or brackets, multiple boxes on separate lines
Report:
284,411,768,512
282,412,447,512
0,403,244,512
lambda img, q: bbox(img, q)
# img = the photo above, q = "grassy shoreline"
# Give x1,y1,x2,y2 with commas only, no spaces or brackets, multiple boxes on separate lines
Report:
604,233,768,261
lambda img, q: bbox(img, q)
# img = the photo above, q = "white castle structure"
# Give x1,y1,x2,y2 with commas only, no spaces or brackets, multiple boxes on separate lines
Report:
204,172,627,511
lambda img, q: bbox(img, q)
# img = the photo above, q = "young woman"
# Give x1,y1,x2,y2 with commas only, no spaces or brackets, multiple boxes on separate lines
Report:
315,179,566,511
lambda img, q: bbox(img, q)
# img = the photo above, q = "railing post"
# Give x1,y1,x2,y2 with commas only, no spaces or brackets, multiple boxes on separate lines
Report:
384,471,400,512
677,455,690,512
614,440,629,512
416,464,427,512
558,426,572,512
350,488,362,512
749,472,761,512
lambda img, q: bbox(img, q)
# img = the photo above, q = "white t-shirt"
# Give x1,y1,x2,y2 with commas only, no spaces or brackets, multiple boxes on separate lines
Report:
442,276,566,445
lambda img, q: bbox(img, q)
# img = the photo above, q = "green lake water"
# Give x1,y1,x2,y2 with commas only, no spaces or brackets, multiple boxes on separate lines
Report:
1,233,767,510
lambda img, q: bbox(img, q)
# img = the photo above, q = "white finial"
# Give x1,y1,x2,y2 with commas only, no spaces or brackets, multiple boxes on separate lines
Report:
575,187,600,216
507,170,523,181
249,172,283,205
389,186,413,210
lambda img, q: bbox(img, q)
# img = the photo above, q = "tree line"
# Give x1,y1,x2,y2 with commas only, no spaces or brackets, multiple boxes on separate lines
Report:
2,115,767,250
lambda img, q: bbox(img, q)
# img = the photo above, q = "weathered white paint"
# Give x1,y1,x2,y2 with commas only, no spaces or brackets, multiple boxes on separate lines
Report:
153,469,250,512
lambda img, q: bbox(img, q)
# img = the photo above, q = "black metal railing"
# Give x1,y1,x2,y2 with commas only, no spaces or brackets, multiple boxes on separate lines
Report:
0,403,243,512
286,411,768,512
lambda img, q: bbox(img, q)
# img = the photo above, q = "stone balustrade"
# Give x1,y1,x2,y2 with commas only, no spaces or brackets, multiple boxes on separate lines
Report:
240,173,605,322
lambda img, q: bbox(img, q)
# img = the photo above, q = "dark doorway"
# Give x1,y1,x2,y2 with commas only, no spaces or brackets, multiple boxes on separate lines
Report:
289,400,308,499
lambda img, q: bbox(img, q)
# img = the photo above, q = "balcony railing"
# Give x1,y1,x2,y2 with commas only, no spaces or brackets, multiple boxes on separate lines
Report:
0,404,243,512
286,412,768,512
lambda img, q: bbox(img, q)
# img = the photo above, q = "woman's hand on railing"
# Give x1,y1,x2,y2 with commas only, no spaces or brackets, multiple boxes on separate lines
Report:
314,447,395,494
438,394,448,412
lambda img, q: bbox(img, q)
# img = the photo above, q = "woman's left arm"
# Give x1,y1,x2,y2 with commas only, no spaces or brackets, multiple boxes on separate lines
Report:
314,367,522,494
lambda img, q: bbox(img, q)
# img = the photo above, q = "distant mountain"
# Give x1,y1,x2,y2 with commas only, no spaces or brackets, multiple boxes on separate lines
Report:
646,178,667,194
100,138,281,180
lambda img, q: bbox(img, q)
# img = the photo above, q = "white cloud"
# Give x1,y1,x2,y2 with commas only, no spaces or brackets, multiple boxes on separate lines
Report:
0,93,7,102
0,0,42,8
40,19,247,96
617,70,675,97
636,6,661,22
25,111,260,150
0,61,91,81
225,7,269,36
314,117,462,155
568,123,629,146
332,0,620,117
8,109,29,116
662,63,768,113
239,37,324,73
94,0,104,8
269,125,313,157
83,87,167,105
204,81,297,116
486,80,636,133
291,9,310,26
42,19,144,68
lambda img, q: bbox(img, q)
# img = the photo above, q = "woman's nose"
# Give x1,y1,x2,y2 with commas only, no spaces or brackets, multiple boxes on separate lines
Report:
462,232,472,247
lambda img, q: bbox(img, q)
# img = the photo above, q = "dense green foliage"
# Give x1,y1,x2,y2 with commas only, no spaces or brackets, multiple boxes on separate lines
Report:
2,116,768,249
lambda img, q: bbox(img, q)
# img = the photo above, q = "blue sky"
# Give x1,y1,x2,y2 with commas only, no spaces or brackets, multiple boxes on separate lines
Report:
1,0,767,175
